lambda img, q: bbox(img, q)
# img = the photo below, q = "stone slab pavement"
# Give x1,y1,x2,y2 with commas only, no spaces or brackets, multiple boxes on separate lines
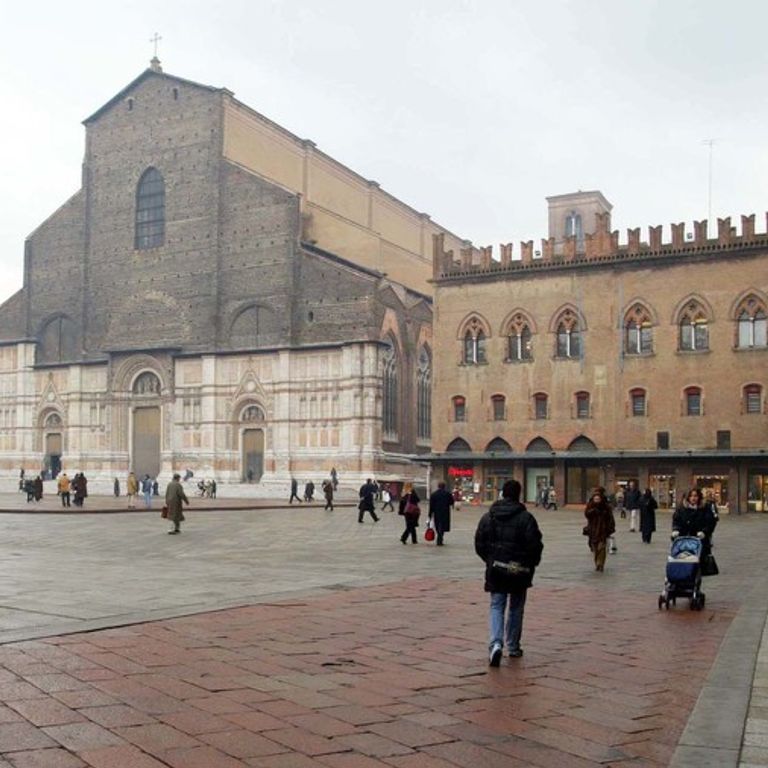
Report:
0,503,762,766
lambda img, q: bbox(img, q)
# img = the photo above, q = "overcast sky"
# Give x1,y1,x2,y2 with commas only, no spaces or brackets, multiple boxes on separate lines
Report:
1,0,767,304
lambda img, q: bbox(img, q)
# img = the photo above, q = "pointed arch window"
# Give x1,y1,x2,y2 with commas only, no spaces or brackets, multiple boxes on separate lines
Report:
506,312,533,362
382,340,398,440
554,309,581,359
135,167,165,249
678,299,710,351
416,347,431,441
624,303,653,355
736,295,768,349
461,317,488,365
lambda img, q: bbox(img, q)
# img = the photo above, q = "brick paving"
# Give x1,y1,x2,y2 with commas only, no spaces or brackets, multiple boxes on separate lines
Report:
0,576,735,767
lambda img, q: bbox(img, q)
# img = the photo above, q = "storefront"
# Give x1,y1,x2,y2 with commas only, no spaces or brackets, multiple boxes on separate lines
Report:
649,473,676,509
693,474,729,506
484,463,513,502
748,471,768,512
447,465,476,503
565,463,601,505
525,466,554,505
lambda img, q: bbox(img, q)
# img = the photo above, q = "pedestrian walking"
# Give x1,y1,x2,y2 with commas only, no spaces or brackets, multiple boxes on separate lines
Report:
358,478,380,523
331,467,338,491
398,484,420,543
673,488,717,564
113,478,120,498
322,479,334,510
126,471,138,509
165,473,189,534
625,480,641,532
141,474,153,509
381,485,395,512
18,468,25,492
33,475,43,502
72,473,87,507
546,486,558,510
152,479,159,496
289,477,301,504
304,480,315,502
639,488,657,543
474,479,543,666
584,487,616,572
428,481,454,546
57,472,71,507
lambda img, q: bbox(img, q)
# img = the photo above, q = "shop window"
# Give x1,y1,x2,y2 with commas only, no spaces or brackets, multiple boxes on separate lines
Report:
748,472,768,512
624,303,654,355
534,393,548,420
630,388,646,417
491,394,506,421
744,384,763,414
452,395,466,422
736,295,768,348
575,391,590,419
685,386,702,416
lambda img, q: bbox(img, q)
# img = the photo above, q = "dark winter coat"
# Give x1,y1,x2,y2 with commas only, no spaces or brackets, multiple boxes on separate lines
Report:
673,503,716,557
624,486,642,510
584,499,615,548
398,490,421,523
639,492,657,537
359,482,377,512
474,499,543,592
428,487,454,532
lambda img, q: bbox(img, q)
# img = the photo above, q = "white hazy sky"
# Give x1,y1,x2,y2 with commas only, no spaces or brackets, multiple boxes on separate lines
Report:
1,0,767,305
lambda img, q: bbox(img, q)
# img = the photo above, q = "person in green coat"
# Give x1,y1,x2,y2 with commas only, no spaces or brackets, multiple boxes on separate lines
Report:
165,473,189,535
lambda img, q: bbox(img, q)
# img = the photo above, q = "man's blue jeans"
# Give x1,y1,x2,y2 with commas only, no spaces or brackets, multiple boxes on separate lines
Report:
489,590,527,652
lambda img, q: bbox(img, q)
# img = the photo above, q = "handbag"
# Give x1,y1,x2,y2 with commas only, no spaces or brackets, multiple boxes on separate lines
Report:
161,505,169,519
404,501,420,516
701,552,719,576
424,523,435,542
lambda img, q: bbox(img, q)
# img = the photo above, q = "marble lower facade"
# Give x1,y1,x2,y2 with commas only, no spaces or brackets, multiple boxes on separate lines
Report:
0,341,425,494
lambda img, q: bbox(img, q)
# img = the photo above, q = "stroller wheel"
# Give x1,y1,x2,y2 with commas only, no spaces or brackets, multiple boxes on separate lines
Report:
658,595,664,611
700,593,706,608
665,598,670,610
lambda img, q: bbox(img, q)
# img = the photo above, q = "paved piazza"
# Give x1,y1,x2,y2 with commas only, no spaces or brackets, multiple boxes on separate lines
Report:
0,500,764,766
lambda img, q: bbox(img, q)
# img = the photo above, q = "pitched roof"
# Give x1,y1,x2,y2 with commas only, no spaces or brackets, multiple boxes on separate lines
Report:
83,67,231,125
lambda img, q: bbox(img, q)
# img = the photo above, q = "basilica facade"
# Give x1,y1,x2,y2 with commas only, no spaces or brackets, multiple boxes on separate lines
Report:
0,60,466,491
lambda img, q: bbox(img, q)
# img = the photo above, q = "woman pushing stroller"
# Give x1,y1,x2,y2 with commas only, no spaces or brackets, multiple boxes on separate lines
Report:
672,488,717,561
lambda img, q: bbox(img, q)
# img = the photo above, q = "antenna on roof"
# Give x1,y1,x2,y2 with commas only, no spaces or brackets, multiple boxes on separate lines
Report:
702,138,720,223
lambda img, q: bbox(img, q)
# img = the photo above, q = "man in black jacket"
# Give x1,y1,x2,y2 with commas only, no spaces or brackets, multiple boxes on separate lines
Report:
475,479,543,667
428,482,454,546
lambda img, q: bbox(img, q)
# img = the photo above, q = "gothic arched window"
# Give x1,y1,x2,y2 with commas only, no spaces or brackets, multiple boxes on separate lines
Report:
416,346,431,441
736,295,768,349
37,315,78,364
505,312,533,362
554,309,582,359
381,340,398,440
624,303,654,355
679,299,710,351
135,167,165,250
460,316,488,365
241,405,265,422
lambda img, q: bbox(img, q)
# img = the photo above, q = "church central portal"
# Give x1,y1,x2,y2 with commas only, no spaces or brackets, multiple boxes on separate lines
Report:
133,407,160,478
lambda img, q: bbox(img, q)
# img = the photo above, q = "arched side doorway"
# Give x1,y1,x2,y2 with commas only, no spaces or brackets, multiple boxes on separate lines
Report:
43,412,63,479
131,372,162,478
241,405,265,482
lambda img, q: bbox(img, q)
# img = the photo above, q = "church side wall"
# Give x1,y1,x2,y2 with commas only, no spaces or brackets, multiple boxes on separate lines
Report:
222,100,466,295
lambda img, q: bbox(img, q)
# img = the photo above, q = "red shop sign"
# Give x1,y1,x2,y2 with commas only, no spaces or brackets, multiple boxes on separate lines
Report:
448,467,474,478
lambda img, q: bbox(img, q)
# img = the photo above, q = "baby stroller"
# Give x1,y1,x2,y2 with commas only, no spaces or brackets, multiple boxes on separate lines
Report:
658,535,705,611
